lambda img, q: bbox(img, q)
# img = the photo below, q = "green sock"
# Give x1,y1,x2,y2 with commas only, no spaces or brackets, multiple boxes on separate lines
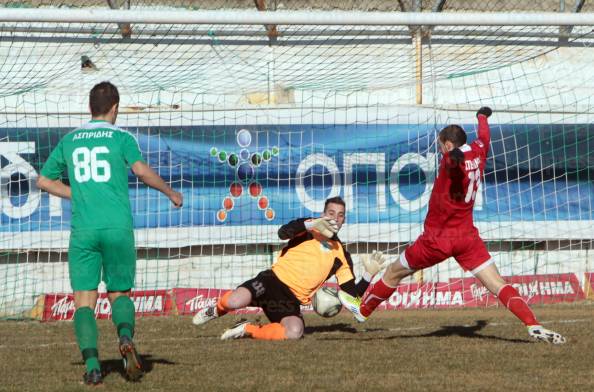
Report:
73,307,100,373
111,295,135,339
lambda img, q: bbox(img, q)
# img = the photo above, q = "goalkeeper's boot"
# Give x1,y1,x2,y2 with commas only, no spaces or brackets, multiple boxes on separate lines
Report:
119,335,144,381
337,291,367,323
192,306,219,326
527,325,566,345
82,368,103,386
220,320,249,340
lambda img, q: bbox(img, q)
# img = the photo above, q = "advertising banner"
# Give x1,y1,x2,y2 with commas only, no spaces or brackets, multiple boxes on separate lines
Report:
378,273,584,310
35,273,584,320
172,287,313,316
41,290,173,321
2,124,592,246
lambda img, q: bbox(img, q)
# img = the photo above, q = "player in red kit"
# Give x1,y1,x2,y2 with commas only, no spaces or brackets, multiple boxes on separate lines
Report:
339,107,566,344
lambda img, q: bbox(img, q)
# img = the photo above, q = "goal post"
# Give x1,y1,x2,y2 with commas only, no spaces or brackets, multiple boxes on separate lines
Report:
1,5,593,319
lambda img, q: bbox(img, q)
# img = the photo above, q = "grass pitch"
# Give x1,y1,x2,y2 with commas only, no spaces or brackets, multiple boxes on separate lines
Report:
1,303,593,392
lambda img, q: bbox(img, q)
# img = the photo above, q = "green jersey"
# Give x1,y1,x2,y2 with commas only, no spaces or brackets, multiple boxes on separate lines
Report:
40,120,144,231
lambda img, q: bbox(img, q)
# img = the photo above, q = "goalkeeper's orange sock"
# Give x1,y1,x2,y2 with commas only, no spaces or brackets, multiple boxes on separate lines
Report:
245,323,286,340
216,291,232,316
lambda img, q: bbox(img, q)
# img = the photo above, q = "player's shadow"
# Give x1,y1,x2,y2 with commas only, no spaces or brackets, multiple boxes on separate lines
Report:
72,354,176,380
305,323,358,335
401,320,529,343
322,320,530,343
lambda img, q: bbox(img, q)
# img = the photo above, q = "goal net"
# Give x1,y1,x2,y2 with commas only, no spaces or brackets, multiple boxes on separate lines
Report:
1,1,593,319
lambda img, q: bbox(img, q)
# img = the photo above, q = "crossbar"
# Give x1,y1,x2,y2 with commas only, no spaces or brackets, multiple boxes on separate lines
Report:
1,9,594,26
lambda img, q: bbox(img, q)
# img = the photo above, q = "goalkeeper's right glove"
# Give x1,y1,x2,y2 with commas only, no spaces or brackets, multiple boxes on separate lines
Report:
305,217,338,239
476,106,492,118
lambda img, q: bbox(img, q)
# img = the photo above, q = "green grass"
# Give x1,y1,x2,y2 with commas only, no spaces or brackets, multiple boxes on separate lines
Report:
1,303,593,392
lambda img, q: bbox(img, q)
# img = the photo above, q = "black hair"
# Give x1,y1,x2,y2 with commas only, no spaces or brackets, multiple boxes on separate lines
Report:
439,125,469,202
89,81,119,116
440,124,467,167
324,196,346,212
439,124,467,148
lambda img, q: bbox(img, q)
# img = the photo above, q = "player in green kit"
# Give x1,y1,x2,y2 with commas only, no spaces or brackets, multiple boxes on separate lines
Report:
37,82,183,385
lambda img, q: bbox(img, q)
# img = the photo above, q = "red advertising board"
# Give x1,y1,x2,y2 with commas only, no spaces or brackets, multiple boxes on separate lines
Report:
453,273,585,307
171,288,264,316
42,290,173,321
37,273,585,320
376,282,466,310
375,273,584,310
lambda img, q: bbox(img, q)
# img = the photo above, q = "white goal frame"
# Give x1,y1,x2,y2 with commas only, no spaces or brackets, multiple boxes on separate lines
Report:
1,9,594,26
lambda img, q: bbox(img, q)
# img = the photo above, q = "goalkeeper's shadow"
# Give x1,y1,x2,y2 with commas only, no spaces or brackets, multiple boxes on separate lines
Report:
305,322,359,335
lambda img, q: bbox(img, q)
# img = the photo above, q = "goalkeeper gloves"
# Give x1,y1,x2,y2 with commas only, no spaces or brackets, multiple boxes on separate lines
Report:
361,251,387,280
305,217,338,239
476,106,492,118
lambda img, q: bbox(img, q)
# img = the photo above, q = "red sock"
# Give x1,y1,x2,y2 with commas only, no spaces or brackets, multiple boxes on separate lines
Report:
360,278,397,317
497,284,538,326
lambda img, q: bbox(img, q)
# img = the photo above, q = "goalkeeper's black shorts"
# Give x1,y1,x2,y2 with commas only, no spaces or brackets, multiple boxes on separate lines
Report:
239,269,303,323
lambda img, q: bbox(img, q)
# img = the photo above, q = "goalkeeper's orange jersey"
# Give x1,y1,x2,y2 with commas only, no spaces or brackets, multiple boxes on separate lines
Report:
272,219,355,305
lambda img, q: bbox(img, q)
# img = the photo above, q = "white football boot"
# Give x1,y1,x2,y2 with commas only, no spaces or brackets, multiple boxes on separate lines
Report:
527,325,566,345
220,320,250,340
192,306,219,326
337,291,367,323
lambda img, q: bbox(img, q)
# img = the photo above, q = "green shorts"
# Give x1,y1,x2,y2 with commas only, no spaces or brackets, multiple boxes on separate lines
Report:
68,228,136,292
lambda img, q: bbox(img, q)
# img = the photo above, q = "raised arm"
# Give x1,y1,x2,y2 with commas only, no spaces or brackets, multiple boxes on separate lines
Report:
278,217,338,240
476,106,492,154
278,218,308,240
131,161,183,208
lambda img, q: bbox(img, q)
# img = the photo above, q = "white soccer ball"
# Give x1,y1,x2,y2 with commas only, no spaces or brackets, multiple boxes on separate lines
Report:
312,286,342,318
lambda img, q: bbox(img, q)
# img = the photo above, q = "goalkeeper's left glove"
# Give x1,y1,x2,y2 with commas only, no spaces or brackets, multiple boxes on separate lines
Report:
361,251,387,281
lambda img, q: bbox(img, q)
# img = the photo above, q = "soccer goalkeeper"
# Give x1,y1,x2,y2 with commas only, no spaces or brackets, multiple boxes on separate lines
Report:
192,196,385,340
37,82,183,385
339,107,566,345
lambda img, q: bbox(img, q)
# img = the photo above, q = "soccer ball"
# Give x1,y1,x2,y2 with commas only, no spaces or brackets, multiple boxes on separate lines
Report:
312,286,342,318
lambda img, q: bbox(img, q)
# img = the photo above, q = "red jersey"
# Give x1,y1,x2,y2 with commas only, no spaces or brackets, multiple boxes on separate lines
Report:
424,116,490,233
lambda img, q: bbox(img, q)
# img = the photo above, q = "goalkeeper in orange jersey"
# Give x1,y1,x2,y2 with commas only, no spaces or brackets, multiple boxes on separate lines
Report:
192,196,386,340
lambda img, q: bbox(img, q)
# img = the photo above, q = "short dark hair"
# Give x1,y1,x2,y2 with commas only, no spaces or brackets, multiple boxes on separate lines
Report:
324,196,346,212
439,124,467,148
89,81,119,116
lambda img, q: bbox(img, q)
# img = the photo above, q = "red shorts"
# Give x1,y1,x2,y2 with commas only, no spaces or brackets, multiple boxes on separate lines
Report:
401,229,492,274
